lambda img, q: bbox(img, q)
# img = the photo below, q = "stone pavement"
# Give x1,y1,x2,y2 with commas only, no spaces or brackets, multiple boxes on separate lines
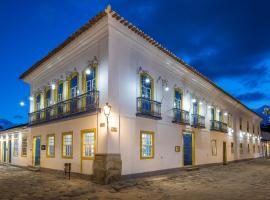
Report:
0,159,270,200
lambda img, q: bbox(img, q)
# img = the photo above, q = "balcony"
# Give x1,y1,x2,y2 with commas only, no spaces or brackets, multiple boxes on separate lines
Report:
172,108,190,125
29,91,100,126
210,120,228,133
191,114,205,128
136,97,162,120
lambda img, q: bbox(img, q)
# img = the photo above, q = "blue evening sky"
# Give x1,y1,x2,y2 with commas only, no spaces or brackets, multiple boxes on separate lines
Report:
0,0,269,124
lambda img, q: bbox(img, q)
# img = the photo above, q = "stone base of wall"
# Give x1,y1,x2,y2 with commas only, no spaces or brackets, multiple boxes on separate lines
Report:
93,153,122,184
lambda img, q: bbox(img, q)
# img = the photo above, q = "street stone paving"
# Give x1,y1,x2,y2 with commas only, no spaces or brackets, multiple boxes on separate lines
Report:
0,158,270,200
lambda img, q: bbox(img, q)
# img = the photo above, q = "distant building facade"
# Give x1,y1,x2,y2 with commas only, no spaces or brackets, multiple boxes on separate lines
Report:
0,6,263,183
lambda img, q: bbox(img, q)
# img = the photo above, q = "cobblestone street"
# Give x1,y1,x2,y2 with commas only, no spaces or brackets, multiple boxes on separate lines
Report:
0,159,269,200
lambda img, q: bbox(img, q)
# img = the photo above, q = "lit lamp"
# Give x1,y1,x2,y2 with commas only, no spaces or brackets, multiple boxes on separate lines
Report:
103,102,111,127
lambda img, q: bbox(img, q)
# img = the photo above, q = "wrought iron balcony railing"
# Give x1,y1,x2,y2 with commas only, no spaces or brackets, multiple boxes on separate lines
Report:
210,120,228,133
191,114,205,128
136,97,162,120
29,91,99,126
172,108,190,125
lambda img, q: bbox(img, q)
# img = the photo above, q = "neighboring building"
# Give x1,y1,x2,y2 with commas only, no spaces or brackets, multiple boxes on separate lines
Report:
5,6,262,183
261,126,270,157
0,124,29,166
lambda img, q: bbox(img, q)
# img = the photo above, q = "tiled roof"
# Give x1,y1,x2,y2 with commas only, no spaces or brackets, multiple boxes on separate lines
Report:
19,6,261,119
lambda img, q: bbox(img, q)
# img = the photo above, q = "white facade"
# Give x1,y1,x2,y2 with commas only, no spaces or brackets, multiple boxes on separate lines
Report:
16,7,262,176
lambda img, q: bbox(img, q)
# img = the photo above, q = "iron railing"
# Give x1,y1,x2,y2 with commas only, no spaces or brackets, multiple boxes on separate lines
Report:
172,108,190,125
191,114,205,128
210,120,228,133
136,97,162,119
29,91,99,125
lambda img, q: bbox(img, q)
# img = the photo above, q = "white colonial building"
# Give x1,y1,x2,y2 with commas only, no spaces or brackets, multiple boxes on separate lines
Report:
0,6,263,183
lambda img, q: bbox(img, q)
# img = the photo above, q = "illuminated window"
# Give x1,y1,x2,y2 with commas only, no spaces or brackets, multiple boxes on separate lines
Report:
21,136,27,157
47,135,55,158
140,131,154,159
58,82,64,102
13,134,19,157
231,142,234,154
174,89,182,109
62,132,73,158
240,143,243,154
85,67,96,92
239,118,242,131
81,130,95,159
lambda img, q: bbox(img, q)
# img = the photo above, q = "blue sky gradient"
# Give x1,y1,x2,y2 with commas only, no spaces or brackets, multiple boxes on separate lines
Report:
0,0,269,124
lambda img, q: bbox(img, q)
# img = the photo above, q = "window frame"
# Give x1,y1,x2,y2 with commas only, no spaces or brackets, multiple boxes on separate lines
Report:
81,129,96,160
62,132,73,159
140,130,155,159
21,135,27,157
46,134,55,158
13,135,19,157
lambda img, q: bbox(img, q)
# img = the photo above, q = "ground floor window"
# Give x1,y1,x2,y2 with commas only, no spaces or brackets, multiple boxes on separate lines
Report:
46,134,55,158
140,131,154,159
231,142,234,154
62,132,73,158
81,129,95,159
253,144,255,153
240,143,243,154
13,134,19,157
247,144,250,153
21,136,27,157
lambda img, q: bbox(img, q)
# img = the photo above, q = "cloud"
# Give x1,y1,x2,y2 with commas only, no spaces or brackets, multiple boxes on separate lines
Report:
237,92,267,102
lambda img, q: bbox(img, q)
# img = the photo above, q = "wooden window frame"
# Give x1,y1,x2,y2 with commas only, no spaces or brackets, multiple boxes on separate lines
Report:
140,130,155,159
46,134,55,158
81,129,96,160
62,132,73,159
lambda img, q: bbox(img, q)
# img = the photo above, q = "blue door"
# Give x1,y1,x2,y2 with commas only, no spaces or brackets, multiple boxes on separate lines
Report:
183,133,193,166
35,137,41,166
8,140,11,163
3,141,6,162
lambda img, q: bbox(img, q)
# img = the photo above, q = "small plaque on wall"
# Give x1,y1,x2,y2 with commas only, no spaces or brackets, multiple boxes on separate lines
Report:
100,123,105,127
111,127,118,132
175,146,181,152
41,145,46,150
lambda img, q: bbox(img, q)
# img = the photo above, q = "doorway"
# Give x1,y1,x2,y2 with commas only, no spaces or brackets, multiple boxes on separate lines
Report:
33,136,41,167
183,132,194,166
8,140,11,163
3,141,6,162
223,141,227,164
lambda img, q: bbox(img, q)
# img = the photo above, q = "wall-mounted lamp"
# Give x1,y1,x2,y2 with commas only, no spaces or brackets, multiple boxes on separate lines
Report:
85,68,91,75
29,96,34,101
192,99,196,103
51,83,56,90
224,112,228,116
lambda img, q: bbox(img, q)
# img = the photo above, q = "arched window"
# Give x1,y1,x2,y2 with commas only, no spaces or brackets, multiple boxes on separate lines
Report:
140,73,153,100
140,73,154,113
174,89,182,109
36,94,41,111
70,75,78,98
83,66,97,93
45,88,51,107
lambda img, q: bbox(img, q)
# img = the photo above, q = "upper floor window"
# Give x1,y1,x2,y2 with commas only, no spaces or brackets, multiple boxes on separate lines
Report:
239,117,242,131
36,94,41,111
45,88,51,107
228,114,233,127
84,67,97,92
174,89,182,109
58,82,64,102
70,75,78,98
192,100,199,115
211,107,215,121
247,121,249,132
219,111,223,122
140,73,153,100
